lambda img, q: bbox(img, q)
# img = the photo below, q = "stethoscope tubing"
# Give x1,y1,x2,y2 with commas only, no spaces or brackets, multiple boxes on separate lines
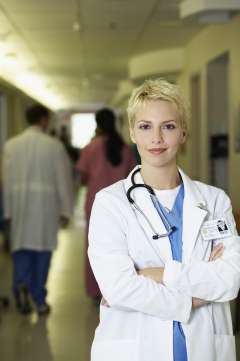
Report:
126,168,174,240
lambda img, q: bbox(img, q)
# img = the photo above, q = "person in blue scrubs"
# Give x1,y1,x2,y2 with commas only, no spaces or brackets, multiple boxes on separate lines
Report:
128,79,224,360
92,78,229,361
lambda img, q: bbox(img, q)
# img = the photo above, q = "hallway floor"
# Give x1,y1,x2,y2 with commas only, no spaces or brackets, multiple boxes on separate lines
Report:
0,225,99,361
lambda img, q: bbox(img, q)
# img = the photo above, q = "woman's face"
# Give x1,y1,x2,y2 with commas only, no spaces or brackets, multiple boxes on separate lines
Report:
130,100,186,170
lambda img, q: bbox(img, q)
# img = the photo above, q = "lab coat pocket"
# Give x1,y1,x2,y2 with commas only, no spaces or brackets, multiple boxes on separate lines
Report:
214,334,236,361
98,305,140,338
91,339,137,361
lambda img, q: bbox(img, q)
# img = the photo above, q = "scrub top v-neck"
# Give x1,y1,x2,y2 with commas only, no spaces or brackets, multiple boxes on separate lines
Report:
151,184,188,361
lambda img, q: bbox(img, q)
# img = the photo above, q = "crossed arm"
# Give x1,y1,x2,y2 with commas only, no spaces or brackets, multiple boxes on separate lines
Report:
102,244,224,309
137,243,224,309
90,192,240,321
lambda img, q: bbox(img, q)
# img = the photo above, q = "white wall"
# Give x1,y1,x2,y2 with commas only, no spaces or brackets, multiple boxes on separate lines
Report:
177,14,240,209
0,79,36,180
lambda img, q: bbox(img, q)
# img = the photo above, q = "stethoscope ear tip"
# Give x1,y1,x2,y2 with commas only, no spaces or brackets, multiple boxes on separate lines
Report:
152,234,159,240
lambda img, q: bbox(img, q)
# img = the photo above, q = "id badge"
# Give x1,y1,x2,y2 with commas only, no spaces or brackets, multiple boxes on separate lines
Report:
201,218,232,241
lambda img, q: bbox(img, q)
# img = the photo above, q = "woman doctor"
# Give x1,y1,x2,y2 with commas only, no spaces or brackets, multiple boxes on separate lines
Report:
88,79,240,361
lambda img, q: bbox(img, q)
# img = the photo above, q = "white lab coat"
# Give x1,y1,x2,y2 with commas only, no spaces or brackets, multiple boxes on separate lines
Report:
88,166,240,361
2,126,73,252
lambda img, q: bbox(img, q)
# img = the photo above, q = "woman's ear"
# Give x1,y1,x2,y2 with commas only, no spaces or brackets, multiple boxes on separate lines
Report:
180,129,187,144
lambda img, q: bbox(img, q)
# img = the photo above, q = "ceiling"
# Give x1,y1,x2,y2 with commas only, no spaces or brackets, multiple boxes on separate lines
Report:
0,0,204,110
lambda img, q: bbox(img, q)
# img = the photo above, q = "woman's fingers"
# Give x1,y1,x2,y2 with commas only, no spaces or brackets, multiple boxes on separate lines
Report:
209,244,220,261
101,297,110,307
209,244,223,261
192,297,208,308
209,243,224,261
210,243,223,259
137,268,164,283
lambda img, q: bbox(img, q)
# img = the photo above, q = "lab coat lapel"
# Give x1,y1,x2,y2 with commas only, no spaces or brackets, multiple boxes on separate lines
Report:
179,169,208,262
124,167,172,260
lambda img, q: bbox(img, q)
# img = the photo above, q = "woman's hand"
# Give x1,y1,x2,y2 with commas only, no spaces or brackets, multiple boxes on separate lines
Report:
209,243,224,261
60,215,69,228
192,244,225,308
138,267,164,283
101,297,110,307
192,297,208,308
137,244,224,284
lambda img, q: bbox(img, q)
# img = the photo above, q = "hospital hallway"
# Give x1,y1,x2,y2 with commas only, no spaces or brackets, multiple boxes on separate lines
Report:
1,1,240,360
0,192,99,361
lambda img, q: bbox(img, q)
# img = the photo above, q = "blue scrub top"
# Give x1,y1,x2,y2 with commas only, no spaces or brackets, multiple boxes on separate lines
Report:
151,184,188,361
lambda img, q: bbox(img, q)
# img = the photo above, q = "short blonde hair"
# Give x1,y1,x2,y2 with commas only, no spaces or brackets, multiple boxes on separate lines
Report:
127,78,189,130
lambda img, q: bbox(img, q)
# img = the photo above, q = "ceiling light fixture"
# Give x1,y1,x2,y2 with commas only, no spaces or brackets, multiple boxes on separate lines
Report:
72,0,84,32
73,20,82,32
180,0,240,23
81,78,89,87
0,12,63,109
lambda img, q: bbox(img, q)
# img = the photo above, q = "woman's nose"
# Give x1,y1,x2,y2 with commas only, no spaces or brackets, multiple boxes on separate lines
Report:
152,128,164,143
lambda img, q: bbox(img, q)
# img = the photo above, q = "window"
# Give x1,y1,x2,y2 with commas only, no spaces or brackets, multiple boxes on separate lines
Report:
71,113,96,148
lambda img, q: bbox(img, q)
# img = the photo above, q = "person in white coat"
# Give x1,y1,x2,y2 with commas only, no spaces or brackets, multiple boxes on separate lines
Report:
2,104,73,315
88,79,240,361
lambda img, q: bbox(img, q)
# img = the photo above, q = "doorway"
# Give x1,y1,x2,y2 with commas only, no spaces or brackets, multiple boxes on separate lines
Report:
190,74,201,180
207,52,229,192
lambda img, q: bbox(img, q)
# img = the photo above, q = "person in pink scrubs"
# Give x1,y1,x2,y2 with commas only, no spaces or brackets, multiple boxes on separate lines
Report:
76,108,136,302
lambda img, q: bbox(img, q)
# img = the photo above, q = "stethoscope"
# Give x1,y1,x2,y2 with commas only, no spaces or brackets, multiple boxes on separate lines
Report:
126,167,175,240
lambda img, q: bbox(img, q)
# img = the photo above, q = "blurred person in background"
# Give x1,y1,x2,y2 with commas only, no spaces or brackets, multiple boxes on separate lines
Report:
0,181,4,237
2,104,73,316
0,181,10,312
76,108,136,303
59,125,79,164
49,128,57,138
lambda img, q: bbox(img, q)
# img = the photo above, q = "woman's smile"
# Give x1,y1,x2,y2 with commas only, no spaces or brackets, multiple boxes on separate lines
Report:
148,147,167,155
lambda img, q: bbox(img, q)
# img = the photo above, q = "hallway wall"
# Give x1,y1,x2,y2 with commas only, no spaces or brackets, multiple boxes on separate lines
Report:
2,14,240,210
0,79,34,137
177,14,240,209
0,79,56,181
0,79,35,179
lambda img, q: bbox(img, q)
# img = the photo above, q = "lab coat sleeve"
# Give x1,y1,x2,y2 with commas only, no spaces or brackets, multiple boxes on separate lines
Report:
2,143,12,219
163,191,240,302
88,191,192,323
54,142,74,218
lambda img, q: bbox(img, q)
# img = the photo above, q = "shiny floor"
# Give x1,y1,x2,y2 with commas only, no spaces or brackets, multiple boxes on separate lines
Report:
0,204,240,360
0,225,99,361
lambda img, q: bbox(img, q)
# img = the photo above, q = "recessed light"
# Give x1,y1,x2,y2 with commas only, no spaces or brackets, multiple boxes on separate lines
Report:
73,20,82,32
5,52,17,58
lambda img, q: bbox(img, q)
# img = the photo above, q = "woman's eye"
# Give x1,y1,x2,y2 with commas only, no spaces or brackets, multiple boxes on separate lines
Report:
162,123,176,130
139,124,150,130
